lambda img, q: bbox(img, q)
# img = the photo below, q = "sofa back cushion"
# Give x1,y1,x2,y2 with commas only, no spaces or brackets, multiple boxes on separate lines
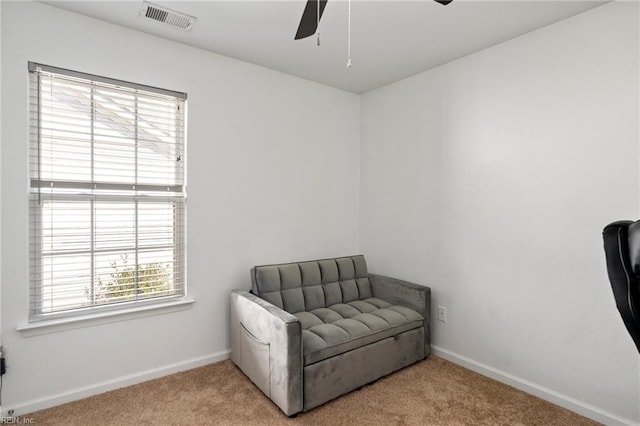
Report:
251,255,373,313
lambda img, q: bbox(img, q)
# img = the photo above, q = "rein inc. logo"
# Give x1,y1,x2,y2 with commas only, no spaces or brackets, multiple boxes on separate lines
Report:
0,416,34,424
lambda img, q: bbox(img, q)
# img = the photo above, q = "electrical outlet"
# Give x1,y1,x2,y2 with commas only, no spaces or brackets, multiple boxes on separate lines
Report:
438,306,447,322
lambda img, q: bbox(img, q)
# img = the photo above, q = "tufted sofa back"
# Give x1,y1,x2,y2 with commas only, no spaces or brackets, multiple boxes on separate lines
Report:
251,255,373,313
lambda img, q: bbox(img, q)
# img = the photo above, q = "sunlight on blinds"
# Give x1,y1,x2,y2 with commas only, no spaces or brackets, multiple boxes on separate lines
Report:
28,63,187,320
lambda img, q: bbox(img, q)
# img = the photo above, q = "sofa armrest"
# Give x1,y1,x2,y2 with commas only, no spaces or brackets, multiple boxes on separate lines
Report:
369,274,431,356
230,290,303,416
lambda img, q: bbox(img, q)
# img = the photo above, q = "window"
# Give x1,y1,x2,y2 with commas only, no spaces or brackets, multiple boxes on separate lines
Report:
28,63,186,321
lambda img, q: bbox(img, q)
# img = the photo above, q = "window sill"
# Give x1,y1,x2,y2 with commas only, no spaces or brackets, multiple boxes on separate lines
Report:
17,297,195,337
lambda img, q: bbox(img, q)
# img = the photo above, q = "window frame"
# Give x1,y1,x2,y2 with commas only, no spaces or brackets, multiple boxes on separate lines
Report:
28,62,188,322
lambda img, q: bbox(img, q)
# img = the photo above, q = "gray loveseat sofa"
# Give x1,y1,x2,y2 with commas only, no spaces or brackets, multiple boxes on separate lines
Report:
230,255,430,416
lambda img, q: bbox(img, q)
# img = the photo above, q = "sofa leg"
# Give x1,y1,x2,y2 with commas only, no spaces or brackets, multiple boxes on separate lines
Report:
288,413,298,418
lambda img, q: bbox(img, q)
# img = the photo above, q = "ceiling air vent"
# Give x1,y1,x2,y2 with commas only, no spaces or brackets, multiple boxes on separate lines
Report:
140,2,196,31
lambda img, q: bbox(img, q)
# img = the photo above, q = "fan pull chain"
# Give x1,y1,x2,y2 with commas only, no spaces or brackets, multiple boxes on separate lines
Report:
316,0,321,46
347,0,352,68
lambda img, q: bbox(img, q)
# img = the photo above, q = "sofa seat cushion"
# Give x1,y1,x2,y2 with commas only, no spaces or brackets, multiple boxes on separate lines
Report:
294,297,423,365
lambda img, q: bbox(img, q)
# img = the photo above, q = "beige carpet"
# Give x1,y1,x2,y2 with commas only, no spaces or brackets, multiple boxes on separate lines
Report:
26,356,599,425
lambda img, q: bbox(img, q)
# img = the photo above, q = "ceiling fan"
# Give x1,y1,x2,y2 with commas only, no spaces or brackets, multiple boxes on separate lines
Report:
295,0,454,40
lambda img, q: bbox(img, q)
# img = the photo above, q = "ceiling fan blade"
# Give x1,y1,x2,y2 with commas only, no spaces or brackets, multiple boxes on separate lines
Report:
433,0,453,5
295,0,328,40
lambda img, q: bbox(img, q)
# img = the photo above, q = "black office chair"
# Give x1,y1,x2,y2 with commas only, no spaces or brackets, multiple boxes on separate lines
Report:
603,221,640,353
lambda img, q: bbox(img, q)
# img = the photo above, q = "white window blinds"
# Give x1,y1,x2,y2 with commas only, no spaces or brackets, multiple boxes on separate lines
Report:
28,62,187,320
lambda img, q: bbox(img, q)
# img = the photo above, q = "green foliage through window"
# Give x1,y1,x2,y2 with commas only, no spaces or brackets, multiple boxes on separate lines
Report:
88,253,172,303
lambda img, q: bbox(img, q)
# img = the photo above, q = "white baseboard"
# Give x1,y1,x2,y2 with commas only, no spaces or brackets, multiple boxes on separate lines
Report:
431,345,638,426
4,349,231,417
6,346,637,425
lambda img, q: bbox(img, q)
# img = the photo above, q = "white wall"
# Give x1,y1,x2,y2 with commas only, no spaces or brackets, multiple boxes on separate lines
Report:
360,2,639,424
0,1,360,413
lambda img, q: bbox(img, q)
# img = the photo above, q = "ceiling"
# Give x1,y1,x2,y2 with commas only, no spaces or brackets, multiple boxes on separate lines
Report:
44,0,607,94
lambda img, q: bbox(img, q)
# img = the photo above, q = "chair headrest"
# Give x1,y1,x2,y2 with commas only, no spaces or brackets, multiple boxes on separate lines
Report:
628,221,640,277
